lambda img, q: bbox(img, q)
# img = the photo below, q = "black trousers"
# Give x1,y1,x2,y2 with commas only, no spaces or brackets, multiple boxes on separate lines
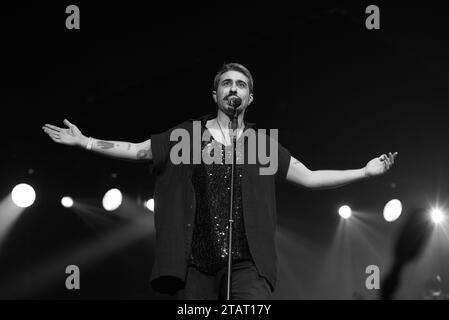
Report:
176,260,271,300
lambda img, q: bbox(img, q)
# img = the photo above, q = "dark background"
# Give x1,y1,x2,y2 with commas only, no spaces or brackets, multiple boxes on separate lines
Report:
1,2,448,299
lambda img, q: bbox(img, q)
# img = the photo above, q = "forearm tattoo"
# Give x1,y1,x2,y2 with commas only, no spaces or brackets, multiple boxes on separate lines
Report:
137,148,151,159
97,140,115,149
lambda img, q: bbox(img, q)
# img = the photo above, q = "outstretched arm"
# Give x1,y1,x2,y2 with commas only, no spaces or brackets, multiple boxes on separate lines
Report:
286,152,398,190
42,119,152,162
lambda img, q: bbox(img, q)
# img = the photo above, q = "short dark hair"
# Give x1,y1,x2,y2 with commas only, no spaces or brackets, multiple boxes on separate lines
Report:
213,62,254,93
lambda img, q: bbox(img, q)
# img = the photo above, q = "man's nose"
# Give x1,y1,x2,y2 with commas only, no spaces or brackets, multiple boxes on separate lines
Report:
229,83,237,93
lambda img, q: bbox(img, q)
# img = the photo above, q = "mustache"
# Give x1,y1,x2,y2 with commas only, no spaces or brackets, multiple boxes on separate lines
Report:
225,94,239,100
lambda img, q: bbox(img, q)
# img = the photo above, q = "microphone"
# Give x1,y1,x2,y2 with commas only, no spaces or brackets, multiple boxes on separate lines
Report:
228,96,242,109
227,96,241,129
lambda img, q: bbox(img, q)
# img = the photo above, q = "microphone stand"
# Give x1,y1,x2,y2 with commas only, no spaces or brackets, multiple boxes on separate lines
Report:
226,107,239,300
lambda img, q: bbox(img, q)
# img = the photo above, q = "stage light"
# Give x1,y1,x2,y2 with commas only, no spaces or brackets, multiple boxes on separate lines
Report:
11,183,36,208
430,208,444,224
145,198,154,212
338,205,352,219
102,188,122,211
61,196,74,208
383,199,402,222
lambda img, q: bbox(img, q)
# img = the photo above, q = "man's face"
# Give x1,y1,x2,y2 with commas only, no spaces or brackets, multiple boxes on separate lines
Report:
213,70,253,116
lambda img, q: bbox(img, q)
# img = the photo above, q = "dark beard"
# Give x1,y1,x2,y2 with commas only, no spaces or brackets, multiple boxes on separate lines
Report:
218,103,241,118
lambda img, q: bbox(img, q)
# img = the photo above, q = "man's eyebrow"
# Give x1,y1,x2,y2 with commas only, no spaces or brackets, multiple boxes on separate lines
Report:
220,78,248,85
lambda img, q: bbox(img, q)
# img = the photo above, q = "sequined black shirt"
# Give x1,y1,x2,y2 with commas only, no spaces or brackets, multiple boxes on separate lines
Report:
189,129,253,275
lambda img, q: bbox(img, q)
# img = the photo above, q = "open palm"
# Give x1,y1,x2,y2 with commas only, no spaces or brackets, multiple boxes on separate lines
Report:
42,119,84,146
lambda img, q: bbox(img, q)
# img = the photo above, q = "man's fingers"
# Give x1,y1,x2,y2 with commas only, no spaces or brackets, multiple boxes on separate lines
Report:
44,124,61,131
42,127,61,138
388,152,394,164
63,119,73,127
44,127,59,134
380,154,392,170
376,152,397,172
46,131,60,142
390,151,398,164
43,127,60,135
48,132,60,139
42,125,62,143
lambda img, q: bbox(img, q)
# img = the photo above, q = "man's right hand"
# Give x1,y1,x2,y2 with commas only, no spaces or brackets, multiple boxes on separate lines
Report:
42,119,86,147
42,119,152,161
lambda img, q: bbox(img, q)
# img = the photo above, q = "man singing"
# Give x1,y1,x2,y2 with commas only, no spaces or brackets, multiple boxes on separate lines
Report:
43,63,397,299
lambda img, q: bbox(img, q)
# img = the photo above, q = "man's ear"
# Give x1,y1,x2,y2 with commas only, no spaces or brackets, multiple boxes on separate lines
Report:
248,93,254,105
212,91,217,103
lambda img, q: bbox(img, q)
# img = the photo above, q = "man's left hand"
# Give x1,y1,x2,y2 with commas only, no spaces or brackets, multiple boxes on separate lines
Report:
364,152,398,177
